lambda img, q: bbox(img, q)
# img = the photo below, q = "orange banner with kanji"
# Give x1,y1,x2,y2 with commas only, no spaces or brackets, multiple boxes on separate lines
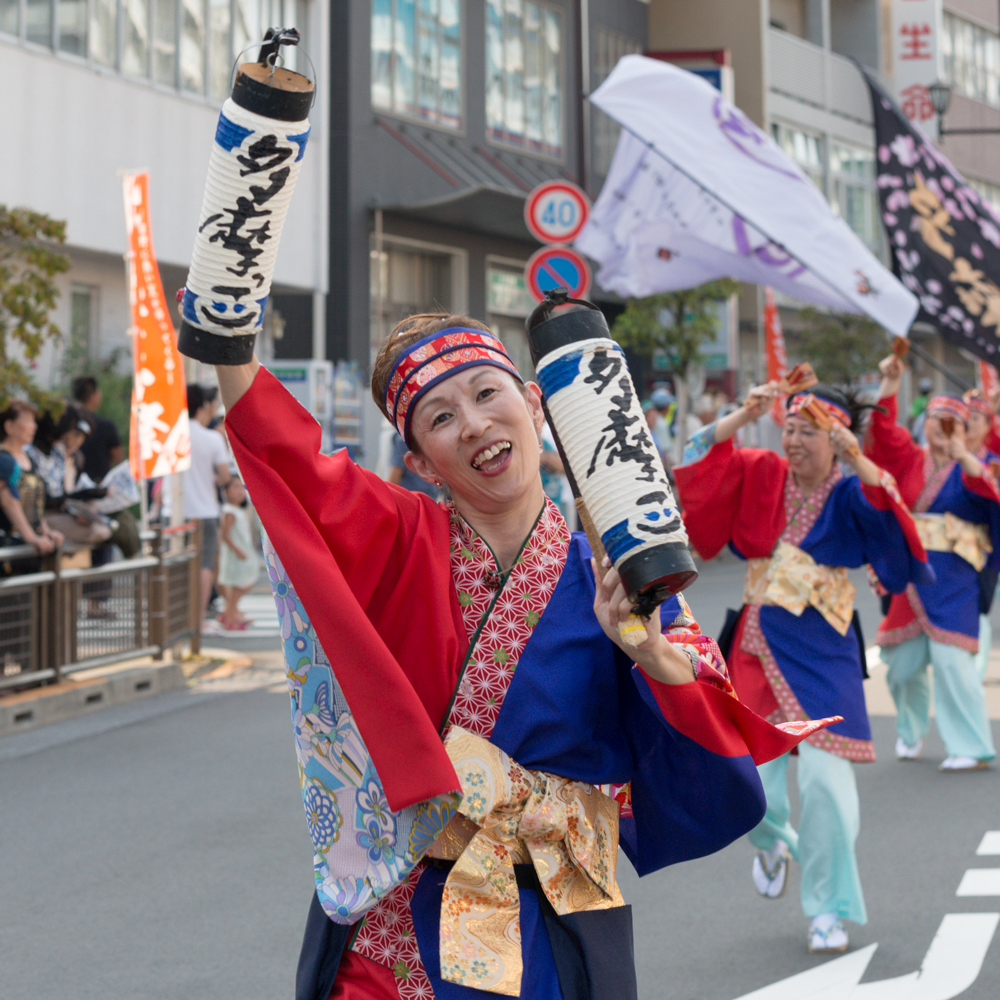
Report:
122,172,190,480
764,287,788,426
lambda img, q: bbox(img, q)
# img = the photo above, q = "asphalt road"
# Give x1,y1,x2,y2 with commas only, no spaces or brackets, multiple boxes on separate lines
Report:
3,556,1000,1000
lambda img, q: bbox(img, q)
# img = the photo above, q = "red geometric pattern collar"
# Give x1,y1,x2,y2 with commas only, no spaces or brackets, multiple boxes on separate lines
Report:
349,497,570,994
781,464,842,547
445,496,570,737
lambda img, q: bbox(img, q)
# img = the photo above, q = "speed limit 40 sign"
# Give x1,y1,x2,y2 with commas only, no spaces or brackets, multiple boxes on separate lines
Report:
524,181,591,245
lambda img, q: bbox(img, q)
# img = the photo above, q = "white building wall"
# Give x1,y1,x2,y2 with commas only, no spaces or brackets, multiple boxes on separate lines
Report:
0,7,328,385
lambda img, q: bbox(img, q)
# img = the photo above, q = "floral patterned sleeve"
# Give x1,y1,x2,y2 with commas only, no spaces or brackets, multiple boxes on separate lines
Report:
659,592,737,697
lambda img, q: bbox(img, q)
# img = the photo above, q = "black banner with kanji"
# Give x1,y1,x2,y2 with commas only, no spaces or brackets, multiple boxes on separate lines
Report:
863,69,1000,362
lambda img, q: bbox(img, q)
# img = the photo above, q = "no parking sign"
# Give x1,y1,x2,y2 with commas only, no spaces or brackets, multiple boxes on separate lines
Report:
525,246,592,301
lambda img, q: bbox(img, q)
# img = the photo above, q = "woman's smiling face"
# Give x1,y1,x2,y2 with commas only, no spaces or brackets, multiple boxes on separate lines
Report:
781,412,836,482
405,366,546,516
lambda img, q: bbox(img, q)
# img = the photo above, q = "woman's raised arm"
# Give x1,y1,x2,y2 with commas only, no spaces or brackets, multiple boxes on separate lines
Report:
215,357,261,412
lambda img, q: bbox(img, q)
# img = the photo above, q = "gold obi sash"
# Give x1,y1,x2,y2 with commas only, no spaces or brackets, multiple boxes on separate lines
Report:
913,512,992,571
744,542,856,637
432,725,623,996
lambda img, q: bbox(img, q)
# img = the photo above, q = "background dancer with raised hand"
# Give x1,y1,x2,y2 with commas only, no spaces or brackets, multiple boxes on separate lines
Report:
963,389,1000,677
868,355,1000,772
675,381,931,955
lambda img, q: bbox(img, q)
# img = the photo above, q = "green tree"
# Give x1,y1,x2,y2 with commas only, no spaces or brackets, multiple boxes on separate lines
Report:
0,206,71,410
612,279,738,461
791,307,889,387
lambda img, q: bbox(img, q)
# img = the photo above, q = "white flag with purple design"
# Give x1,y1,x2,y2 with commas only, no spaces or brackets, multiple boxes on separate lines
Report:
575,55,918,336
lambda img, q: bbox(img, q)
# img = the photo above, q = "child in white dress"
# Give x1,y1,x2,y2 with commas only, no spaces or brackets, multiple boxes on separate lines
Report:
218,479,258,630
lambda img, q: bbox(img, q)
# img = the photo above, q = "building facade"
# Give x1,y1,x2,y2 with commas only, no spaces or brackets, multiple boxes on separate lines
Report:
324,0,649,462
1,0,328,389
648,0,1000,398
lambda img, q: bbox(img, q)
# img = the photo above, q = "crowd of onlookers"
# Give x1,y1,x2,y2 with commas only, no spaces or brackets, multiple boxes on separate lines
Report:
0,377,138,595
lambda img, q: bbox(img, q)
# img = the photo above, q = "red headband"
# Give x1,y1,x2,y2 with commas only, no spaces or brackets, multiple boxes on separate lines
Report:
787,393,851,428
384,328,522,446
927,395,969,427
963,389,993,419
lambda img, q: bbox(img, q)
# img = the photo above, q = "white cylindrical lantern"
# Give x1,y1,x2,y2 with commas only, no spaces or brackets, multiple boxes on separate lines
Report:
178,34,314,365
529,295,696,610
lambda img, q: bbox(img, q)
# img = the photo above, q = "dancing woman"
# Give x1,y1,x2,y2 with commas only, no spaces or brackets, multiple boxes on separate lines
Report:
215,315,830,1000
674,383,931,954
867,356,1000,771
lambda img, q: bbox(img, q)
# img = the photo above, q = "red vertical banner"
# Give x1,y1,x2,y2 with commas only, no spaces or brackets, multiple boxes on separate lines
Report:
122,172,190,480
764,287,788,426
977,359,1000,399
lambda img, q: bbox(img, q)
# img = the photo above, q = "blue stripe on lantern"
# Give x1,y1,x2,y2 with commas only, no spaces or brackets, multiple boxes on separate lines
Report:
215,113,254,151
536,350,584,398
288,129,311,161
182,288,199,323
601,519,644,563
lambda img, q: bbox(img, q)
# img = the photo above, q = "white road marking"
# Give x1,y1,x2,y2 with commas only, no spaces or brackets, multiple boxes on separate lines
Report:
854,914,999,1000
730,945,877,1000
956,869,1000,896
212,593,281,638
729,913,998,1000
975,831,1000,855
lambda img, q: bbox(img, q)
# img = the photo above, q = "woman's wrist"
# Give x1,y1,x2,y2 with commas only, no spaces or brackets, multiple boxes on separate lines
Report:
635,634,697,685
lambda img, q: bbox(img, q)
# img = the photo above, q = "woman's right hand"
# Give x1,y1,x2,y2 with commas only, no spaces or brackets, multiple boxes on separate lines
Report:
30,532,56,555
743,382,779,420
879,355,905,380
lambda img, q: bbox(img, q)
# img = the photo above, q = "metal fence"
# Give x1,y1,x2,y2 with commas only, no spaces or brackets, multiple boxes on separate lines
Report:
0,523,202,693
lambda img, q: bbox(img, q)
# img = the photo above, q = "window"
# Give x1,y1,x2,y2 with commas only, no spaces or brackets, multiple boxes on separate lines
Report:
27,0,52,45
829,142,883,255
123,0,151,77
370,238,465,358
371,0,462,129
486,0,562,158
0,0,18,36
591,26,640,177
58,0,87,56
942,12,1000,108
68,286,97,367
771,122,823,190
5,1,309,100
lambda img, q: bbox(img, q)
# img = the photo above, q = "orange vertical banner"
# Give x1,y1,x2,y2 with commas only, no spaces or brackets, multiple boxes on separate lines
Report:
122,172,190,480
763,287,788,426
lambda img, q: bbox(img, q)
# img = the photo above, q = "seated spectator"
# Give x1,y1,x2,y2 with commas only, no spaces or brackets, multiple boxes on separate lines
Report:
27,406,113,552
0,401,63,563
72,374,139,562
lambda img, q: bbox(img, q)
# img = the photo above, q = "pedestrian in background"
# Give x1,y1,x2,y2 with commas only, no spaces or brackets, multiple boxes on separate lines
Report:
217,478,258,630
386,432,439,498
0,401,63,564
72,375,140,563
184,384,231,635
27,407,113,553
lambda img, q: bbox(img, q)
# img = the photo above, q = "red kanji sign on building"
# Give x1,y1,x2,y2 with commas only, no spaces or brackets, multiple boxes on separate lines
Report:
899,22,932,60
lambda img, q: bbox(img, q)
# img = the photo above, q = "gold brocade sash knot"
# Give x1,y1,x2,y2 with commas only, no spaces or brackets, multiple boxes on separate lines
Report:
913,512,992,571
744,542,856,637
437,726,623,996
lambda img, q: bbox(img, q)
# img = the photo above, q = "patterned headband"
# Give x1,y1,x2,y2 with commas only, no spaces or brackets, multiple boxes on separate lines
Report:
384,328,523,446
963,389,993,419
927,395,969,427
787,392,851,428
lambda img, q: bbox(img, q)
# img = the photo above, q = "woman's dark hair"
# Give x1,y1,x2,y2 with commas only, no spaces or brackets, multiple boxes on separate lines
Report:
33,405,92,456
0,399,38,440
787,383,881,432
370,313,498,452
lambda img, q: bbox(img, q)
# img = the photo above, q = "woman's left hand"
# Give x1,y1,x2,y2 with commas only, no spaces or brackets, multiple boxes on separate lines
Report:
946,431,969,461
592,557,695,684
829,424,861,459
